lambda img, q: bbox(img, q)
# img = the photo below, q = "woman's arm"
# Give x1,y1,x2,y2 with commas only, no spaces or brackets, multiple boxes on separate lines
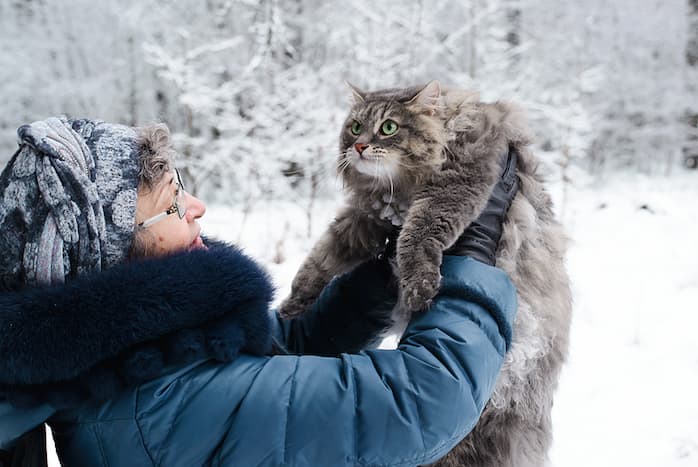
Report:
271,256,396,356
134,256,516,467
0,401,54,452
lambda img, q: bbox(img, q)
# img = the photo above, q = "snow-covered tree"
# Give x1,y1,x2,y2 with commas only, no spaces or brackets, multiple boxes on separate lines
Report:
1,0,694,199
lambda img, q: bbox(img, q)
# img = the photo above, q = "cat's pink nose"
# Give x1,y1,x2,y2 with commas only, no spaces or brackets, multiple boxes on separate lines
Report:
355,143,369,155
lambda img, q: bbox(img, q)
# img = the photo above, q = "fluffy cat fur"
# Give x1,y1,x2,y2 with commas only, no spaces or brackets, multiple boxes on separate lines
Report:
280,81,572,466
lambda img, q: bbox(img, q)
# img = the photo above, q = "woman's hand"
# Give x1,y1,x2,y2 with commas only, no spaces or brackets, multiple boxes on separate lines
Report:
446,148,519,264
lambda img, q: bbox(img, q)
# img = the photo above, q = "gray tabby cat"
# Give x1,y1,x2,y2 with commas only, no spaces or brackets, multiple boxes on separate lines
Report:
280,81,572,466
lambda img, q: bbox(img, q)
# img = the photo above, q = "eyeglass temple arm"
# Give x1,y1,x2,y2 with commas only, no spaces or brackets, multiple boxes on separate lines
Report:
138,211,169,228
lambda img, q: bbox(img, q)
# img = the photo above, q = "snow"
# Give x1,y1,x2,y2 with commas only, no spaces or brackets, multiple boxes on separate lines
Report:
549,172,698,467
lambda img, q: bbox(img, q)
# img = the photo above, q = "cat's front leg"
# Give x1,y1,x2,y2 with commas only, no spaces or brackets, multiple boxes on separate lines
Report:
397,172,492,314
278,240,338,318
279,209,387,318
396,233,443,314
397,195,450,314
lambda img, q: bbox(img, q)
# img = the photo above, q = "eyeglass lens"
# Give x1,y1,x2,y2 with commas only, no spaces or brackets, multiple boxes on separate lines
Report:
174,169,187,219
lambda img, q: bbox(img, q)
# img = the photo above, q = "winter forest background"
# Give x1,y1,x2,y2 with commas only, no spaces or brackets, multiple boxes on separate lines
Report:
2,1,697,466
2,0,697,202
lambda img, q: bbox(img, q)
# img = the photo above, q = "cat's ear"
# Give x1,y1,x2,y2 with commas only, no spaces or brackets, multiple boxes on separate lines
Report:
407,80,441,115
345,81,366,104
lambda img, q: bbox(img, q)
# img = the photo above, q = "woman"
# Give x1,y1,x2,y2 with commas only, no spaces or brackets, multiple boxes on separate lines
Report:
0,117,518,467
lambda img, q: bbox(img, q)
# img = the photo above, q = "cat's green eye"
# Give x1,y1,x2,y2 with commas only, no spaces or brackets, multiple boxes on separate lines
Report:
350,121,362,135
380,119,399,136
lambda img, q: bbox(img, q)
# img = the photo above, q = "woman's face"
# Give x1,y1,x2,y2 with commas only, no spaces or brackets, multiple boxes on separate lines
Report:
135,169,207,256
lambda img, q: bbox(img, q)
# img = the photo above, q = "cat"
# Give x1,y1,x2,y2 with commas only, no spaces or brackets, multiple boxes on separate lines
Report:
280,81,572,466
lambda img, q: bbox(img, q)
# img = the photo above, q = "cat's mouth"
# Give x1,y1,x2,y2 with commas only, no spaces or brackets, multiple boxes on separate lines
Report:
358,153,381,161
351,154,397,179
352,153,382,170
351,147,381,162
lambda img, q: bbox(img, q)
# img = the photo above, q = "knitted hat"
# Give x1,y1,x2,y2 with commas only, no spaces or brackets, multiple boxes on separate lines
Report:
0,117,141,288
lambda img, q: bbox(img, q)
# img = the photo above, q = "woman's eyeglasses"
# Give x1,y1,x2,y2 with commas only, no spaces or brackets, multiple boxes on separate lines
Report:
137,169,187,228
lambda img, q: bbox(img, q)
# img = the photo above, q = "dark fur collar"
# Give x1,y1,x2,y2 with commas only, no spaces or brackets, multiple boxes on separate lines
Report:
0,240,274,408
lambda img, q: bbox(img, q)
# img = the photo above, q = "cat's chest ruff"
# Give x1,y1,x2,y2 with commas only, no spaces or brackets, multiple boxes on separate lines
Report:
366,193,409,226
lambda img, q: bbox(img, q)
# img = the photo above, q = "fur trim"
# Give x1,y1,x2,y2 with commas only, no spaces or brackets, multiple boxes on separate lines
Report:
0,240,274,408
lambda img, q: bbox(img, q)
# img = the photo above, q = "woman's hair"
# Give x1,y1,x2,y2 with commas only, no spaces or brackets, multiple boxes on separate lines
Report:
136,123,176,190
128,123,176,259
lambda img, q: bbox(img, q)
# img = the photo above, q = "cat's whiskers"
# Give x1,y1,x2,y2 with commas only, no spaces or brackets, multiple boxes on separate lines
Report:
315,166,342,180
369,157,381,196
287,154,349,181
336,153,353,179
335,167,351,184
287,153,353,189
301,162,347,188
336,157,350,171
336,161,350,176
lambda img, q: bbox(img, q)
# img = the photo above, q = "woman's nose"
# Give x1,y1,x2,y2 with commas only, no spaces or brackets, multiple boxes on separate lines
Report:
185,192,206,220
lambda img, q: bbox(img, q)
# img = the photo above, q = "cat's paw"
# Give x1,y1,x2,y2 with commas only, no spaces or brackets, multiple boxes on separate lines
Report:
278,293,314,319
399,268,441,313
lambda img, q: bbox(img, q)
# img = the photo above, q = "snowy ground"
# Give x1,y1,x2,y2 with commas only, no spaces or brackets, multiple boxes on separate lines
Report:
548,172,698,467
47,170,698,466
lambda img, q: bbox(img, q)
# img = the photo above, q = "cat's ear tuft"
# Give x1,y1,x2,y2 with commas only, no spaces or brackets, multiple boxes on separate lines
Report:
345,81,366,104
407,80,441,115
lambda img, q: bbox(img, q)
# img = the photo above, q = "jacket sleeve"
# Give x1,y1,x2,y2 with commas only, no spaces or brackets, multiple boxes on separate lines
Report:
271,257,396,356
134,256,517,467
0,401,54,451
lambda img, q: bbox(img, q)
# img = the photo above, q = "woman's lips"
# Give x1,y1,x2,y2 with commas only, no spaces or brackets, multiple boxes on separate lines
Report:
190,234,206,250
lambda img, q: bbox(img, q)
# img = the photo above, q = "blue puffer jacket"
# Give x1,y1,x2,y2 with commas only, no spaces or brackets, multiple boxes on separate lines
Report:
0,243,516,467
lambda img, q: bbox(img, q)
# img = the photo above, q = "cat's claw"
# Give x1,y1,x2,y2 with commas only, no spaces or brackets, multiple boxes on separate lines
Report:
399,272,441,313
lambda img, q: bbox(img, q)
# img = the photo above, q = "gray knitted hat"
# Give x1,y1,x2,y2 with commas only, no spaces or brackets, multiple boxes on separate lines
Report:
0,117,141,288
